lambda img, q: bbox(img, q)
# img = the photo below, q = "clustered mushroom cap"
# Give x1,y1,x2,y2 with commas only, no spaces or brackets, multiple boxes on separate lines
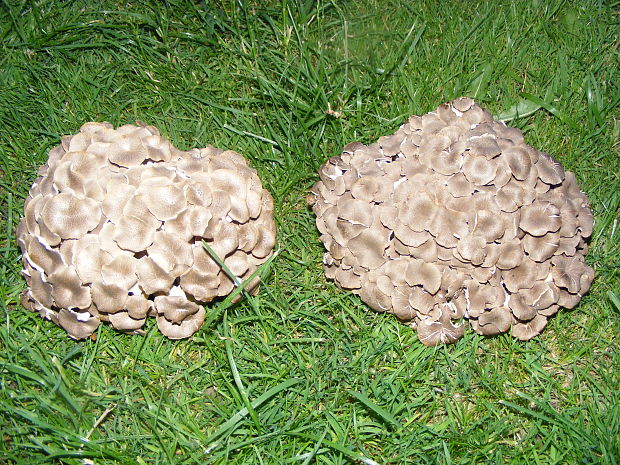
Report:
18,122,276,340
310,98,594,346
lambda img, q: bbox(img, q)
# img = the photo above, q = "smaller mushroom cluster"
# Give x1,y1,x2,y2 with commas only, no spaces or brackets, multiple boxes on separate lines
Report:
18,122,276,339
309,98,594,345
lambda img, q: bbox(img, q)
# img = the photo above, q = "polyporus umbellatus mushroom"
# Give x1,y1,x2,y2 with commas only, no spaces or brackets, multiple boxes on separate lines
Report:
17,122,276,340
309,98,594,346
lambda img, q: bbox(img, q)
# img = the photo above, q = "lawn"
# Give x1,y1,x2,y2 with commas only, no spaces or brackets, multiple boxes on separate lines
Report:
1,0,619,464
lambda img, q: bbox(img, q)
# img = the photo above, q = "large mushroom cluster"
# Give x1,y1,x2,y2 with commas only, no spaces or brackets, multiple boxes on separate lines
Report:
309,98,594,345
17,122,276,339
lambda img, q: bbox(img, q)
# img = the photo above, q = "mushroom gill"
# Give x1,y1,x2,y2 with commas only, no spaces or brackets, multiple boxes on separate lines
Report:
310,98,594,346
17,122,276,340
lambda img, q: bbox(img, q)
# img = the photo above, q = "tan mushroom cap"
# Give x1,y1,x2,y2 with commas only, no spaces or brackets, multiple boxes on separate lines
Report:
518,281,559,311
58,308,100,340
508,293,537,321
155,295,206,339
358,281,391,312
476,307,512,335
108,134,148,167
522,232,560,262
24,267,54,310
113,215,155,252
147,231,193,276
502,146,532,180
144,183,187,221
310,98,593,345
503,257,550,293
417,310,464,346
180,268,220,302
101,184,137,223
40,192,101,240
551,255,586,293
405,260,441,295
48,266,92,309
91,281,128,314
101,254,138,289
398,193,437,230
72,234,112,284
520,201,562,236
456,234,487,266
108,311,146,331
471,210,506,243
462,155,497,186
24,236,64,272
496,239,525,270
536,154,565,185
512,314,548,341
347,228,389,270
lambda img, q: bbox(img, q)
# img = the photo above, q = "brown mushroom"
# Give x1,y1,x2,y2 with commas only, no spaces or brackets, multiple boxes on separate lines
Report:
310,98,593,345
58,308,100,340
17,123,276,339
39,192,101,240
520,201,562,236
154,296,206,340
417,309,464,346
476,307,512,335
512,314,548,341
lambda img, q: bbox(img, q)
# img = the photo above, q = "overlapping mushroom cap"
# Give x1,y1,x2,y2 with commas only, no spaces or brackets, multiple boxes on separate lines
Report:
309,98,594,345
17,122,276,339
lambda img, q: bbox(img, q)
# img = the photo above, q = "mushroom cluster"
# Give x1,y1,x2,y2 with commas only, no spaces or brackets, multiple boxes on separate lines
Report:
17,122,276,339
309,98,594,345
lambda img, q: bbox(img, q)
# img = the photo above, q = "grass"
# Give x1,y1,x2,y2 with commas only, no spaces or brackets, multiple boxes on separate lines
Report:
0,0,619,463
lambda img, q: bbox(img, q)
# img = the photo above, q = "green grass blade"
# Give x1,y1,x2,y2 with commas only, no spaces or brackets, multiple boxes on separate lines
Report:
205,378,301,448
346,389,400,428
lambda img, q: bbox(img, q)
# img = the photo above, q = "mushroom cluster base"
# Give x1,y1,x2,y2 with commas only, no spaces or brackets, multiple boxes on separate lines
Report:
310,98,594,346
18,122,276,340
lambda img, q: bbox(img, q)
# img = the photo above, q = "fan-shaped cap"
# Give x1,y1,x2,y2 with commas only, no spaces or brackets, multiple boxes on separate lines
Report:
346,228,388,270
417,310,464,346
48,266,92,309
467,136,501,159
476,307,512,335
108,310,146,331
462,155,497,186
40,192,101,240
405,260,441,295
512,314,548,340
518,281,559,311
72,234,111,284
551,254,586,293
536,154,565,185
147,231,193,275
108,134,148,167
522,231,560,262
456,234,487,266
58,308,100,340
113,215,155,252
144,183,187,221
154,295,206,339
471,210,506,243
100,254,138,290
91,281,128,314
520,201,561,236
502,146,532,180
24,236,64,273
